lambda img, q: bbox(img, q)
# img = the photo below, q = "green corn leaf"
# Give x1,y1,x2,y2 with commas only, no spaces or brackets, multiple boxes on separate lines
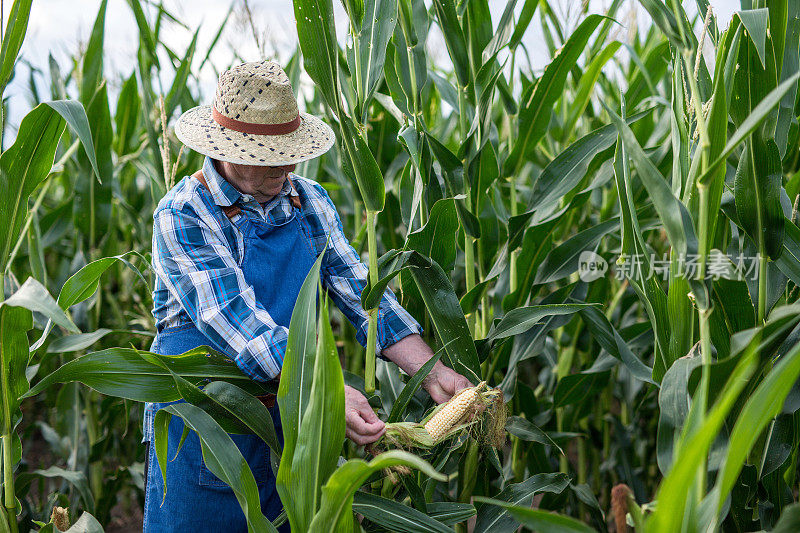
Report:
606,101,709,313
156,403,277,533
293,0,341,114
340,116,385,212
473,473,573,533
57,253,149,311
80,0,107,105
482,0,520,63
500,284,584,396
710,337,800,516
73,82,114,240
737,8,770,69
126,0,160,69
24,347,272,401
430,0,469,87
135,348,281,458
4,277,78,334
507,0,539,51
427,502,477,526
734,135,785,260
509,112,651,246
352,0,398,122
646,341,759,530
197,3,235,73
483,304,593,346
772,504,800,532
164,27,199,119
31,252,148,350
275,248,324,452
44,99,101,181
276,250,325,528
404,253,481,382
554,371,610,408
352,491,454,533
284,296,346,531
533,219,618,285
606,103,698,261
405,197,459,273
0,304,32,428
391,0,427,119
610,120,671,379
63,512,104,533
362,249,481,382
638,0,693,50
776,218,800,286
505,416,562,454
0,104,66,269
309,450,446,532
699,72,800,185
655,351,703,473
563,41,622,138
775,0,799,157
577,305,655,384
202,381,282,457
0,0,33,96
46,329,114,353
696,35,730,250
474,497,596,532
17,467,94,514
504,14,604,177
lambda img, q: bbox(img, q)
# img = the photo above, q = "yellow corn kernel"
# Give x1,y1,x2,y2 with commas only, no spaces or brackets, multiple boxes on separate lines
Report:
424,387,478,441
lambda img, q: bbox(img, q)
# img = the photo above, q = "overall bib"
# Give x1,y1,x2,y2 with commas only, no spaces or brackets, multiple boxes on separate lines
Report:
143,173,317,532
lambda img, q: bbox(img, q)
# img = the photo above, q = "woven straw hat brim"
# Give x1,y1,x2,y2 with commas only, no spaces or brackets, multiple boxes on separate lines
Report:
174,104,335,166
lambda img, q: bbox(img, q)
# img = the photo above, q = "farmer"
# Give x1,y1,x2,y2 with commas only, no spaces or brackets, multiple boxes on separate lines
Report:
141,59,472,531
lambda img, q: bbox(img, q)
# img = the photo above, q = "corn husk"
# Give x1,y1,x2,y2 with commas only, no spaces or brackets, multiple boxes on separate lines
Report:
373,382,507,452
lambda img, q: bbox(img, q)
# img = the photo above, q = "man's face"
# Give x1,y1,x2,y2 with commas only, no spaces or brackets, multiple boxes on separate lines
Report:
216,159,297,203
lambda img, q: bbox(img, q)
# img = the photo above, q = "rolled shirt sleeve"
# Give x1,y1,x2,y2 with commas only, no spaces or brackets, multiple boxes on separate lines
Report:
152,205,285,381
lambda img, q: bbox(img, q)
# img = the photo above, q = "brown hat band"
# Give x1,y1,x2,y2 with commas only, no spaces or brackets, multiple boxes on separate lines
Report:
212,107,302,135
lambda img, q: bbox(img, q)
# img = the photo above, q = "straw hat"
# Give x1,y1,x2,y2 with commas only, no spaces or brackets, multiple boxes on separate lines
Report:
174,60,335,166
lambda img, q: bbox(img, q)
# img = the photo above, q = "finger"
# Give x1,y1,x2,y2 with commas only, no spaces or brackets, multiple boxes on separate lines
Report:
439,378,461,397
360,416,386,435
346,427,370,446
354,407,385,432
348,410,385,435
427,383,451,404
346,425,385,446
358,404,381,424
456,377,474,390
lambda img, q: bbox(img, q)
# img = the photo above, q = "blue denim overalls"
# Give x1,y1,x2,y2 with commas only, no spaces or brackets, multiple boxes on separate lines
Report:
143,171,317,532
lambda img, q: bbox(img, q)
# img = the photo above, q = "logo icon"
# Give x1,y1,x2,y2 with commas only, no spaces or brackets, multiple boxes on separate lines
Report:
578,251,607,282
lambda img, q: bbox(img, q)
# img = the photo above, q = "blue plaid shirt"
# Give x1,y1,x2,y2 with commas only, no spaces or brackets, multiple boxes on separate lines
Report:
143,156,422,441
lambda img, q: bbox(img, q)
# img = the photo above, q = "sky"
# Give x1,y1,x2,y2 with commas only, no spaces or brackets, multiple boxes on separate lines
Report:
9,0,742,132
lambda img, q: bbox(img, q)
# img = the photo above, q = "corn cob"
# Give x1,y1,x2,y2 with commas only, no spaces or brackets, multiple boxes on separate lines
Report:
424,383,485,441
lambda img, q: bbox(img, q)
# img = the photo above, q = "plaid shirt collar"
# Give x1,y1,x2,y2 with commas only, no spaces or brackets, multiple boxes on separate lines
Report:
201,156,298,209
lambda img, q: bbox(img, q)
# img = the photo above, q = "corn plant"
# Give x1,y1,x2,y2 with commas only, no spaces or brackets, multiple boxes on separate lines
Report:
5,0,800,532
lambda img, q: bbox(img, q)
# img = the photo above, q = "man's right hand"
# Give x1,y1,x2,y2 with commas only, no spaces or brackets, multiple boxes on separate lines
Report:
344,385,385,446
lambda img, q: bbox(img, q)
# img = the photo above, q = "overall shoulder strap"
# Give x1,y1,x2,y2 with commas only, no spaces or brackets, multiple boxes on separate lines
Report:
192,169,241,219
285,176,302,210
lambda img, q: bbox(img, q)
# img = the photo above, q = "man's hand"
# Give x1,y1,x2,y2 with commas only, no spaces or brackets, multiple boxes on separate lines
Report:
344,385,385,445
422,362,473,404
381,334,474,404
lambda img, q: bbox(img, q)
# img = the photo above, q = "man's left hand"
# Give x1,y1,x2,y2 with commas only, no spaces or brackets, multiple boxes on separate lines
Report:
422,362,473,404
381,333,473,404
